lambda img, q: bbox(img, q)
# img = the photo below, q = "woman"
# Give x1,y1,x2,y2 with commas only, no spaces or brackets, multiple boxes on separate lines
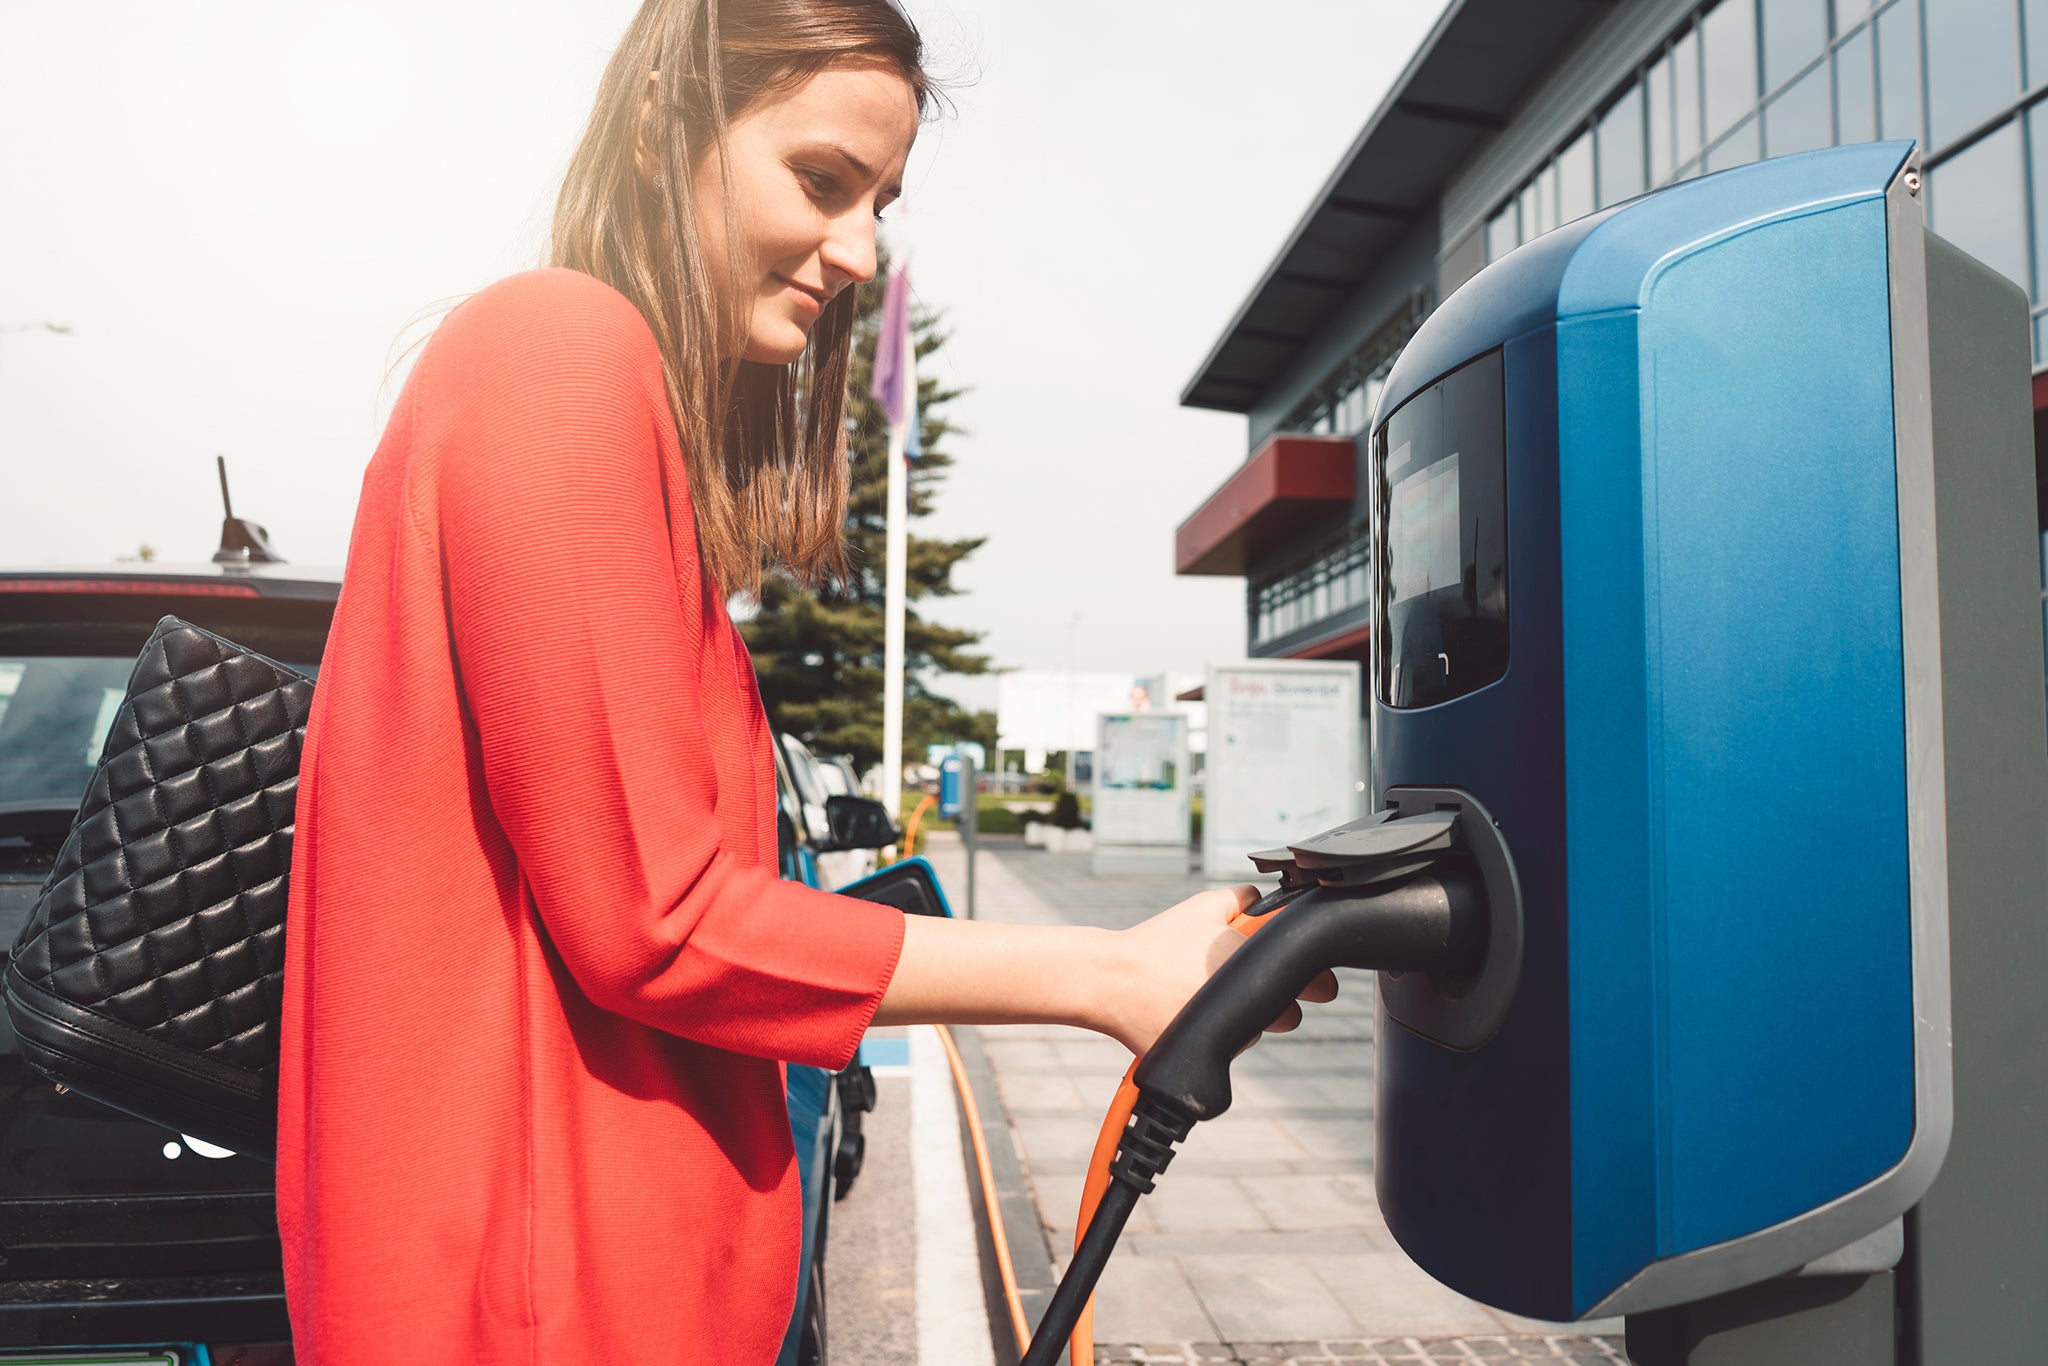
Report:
278,1,1331,1360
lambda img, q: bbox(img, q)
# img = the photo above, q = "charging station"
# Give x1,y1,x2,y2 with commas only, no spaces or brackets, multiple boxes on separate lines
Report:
1364,141,2048,1357
1021,140,2046,1366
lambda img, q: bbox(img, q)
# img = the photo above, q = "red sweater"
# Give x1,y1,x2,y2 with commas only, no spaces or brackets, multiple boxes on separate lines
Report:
277,268,906,1363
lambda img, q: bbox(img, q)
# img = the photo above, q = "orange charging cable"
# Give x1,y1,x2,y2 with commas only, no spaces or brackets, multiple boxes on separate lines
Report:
898,794,938,862
926,900,1292,1362
1066,904,1282,1366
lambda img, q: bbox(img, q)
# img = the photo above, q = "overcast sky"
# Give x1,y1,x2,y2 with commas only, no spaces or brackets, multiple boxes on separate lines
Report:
1,0,1449,700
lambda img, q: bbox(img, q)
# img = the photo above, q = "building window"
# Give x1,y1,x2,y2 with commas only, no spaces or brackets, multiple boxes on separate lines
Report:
1763,0,1831,94
2029,103,2048,302
1557,127,1596,223
1282,292,1426,437
1487,202,1519,262
1925,0,2021,149
1930,120,2029,293
1763,58,1832,158
1701,0,1760,145
1473,0,2048,365
2028,0,2048,91
1599,84,1648,207
1875,0,1923,145
1253,534,1372,649
1705,113,1761,172
1675,26,1705,166
1648,51,1678,184
1836,26,1876,146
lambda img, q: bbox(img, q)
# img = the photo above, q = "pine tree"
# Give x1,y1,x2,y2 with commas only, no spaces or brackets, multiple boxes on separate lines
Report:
742,260,997,775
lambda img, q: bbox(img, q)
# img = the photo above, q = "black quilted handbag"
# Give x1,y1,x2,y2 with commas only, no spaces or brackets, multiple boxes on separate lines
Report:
4,616,309,1161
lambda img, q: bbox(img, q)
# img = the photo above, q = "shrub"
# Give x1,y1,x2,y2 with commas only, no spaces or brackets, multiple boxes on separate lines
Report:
1051,790,1084,830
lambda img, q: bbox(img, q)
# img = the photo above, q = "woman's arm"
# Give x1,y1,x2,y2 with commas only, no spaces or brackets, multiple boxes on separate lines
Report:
874,883,1337,1058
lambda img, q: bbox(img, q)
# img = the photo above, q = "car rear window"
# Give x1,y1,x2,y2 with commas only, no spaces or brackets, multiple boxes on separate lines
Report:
0,657,139,808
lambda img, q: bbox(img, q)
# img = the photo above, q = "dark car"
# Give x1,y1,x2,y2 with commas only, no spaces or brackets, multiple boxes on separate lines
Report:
0,549,864,1362
0,560,334,1357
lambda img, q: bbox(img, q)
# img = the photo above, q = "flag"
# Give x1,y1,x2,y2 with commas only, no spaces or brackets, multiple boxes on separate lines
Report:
869,262,918,462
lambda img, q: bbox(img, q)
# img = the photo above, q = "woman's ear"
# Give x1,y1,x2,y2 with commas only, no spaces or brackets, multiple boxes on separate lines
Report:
634,71,662,188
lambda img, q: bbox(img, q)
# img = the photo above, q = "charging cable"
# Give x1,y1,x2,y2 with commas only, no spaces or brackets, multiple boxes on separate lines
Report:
1019,821,1489,1366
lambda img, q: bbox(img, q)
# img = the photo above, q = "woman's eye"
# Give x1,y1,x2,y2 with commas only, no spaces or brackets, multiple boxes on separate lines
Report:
798,168,839,199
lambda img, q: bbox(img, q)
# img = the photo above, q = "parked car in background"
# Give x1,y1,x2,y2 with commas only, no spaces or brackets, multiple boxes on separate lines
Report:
0,557,330,1357
814,752,864,800
777,733,876,889
0,521,865,1363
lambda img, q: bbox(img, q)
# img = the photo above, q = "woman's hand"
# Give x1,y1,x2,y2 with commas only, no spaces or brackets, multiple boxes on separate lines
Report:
872,885,1340,1056
1097,884,1339,1059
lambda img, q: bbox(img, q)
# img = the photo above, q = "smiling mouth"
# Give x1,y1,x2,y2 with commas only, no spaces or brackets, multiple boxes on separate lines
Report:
775,276,828,315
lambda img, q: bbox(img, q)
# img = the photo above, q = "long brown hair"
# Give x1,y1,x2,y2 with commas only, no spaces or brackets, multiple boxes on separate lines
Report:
552,0,933,599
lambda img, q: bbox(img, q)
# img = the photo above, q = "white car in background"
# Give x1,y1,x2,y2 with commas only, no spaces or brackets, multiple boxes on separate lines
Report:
777,733,877,890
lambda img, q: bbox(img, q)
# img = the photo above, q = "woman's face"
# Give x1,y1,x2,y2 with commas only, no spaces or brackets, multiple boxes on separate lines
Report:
688,58,920,365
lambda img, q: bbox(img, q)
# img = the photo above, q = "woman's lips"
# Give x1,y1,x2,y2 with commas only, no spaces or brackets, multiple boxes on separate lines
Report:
776,275,826,317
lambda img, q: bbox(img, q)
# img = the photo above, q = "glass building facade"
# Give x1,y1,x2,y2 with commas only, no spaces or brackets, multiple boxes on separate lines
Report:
1484,0,2048,362
1194,0,2048,711
1252,532,1370,650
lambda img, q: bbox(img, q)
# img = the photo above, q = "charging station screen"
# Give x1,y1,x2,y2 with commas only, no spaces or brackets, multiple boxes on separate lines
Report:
1376,350,1508,709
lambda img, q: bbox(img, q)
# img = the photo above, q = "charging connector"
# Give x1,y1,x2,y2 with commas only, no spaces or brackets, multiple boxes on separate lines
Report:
1019,812,1498,1366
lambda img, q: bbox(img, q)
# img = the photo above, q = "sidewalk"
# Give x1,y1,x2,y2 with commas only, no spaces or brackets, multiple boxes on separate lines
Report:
920,832,1627,1366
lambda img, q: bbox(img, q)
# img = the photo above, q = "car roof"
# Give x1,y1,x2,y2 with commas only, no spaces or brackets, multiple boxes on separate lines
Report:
0,562,343,602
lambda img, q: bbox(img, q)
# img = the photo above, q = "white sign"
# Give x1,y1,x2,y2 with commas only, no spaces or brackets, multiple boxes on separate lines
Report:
1093,712,1189,847
1202,660,1364,881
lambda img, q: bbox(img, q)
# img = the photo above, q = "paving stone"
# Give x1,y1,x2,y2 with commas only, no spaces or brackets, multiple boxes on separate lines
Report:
1143,1174,1269,1233
1011,1109,1120,1168
995,1068,1091,1110
1489,1311,1625,1338
1311,1075,1376,1108
1123,1230,1387,1259
1231,1072,1349,1109
1174,1113,1316,1169
1273,1116,1378,1163
1225,1344,1290,1364
980,1035,1065,1071
1069,1250,1215,1343
1237,1172,1382,1231
1310,1254,1505,1337
1181,1256,1360,1340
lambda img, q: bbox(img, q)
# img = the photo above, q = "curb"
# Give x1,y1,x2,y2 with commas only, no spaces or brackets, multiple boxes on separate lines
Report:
949,1023,1066,1366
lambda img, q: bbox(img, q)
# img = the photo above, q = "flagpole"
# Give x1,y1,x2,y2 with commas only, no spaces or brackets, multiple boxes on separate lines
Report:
881,331,910,824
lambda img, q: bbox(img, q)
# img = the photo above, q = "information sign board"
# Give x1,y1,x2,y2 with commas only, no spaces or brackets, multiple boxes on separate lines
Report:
1201,660,1363,880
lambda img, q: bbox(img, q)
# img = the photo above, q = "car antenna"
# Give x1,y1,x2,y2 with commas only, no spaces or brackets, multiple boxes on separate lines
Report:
211,455,286,565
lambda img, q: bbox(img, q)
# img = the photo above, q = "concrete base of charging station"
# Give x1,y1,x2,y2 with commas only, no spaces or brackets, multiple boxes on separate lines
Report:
1090,844,1193,877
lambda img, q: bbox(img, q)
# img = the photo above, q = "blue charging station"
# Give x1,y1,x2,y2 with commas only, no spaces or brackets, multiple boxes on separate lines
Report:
938,751,967,821
1365,139,2048,1343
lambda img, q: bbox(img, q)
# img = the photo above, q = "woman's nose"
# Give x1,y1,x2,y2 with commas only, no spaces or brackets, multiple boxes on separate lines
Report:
821,213,879,292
